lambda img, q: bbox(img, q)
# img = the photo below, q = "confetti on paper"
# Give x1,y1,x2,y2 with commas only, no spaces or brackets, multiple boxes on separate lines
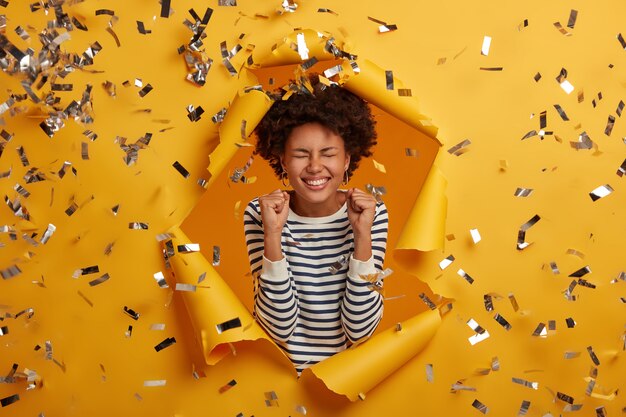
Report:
469,228,481,243
471,399,488,414
123,306,140,320
0,394,19,407
439,254,455,270
567,9,578,28
458,269,475,284
481,36,492,56
154,337,176,352
129,222,149,230
605,115,615,136
589,184,613,201
484,294,494,311
405,148,419,157
175,283,196,292
88,273,110,287
186,105,205,122
450,382,477,392
219,379,237,393
494,313,512,330
172,161,190,178
385,70,394,90
508,293,520,312
295,404,307,415
467,319,490,345
177,243,200,253
514,188,533,197
531,323,547,337
447,139,471,156
329,254,348,274
569,265,591,277
143,380,166,387
264,390,279,406
518,400,531,416
373,159,386,173
419,293,437,310
516,214,540,250
512,377,538,389
153,272,169,288
587,346,600,365
216,317,242,334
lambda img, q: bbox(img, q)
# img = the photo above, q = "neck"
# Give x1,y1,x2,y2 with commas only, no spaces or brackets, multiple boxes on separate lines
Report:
290,191,345,217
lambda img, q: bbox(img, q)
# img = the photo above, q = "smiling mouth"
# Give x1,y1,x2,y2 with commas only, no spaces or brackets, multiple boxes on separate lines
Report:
303,178,330,187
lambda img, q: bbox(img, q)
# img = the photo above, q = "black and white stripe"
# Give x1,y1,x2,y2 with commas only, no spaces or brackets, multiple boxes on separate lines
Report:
244,196,388,373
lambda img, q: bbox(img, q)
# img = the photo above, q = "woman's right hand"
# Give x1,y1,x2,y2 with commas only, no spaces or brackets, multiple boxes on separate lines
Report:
259,189,290,235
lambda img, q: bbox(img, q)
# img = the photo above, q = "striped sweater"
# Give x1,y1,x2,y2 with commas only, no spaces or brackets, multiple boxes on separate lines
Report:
243,195,388,373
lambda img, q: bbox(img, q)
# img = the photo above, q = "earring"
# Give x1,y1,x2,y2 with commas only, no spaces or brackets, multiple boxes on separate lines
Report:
280,171,290,188
342,169,349,185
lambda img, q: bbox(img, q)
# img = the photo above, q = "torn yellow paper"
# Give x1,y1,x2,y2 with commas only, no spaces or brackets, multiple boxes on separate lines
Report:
303,308,441,401
341,59,440,140
163,227,282,366
207,88,273,189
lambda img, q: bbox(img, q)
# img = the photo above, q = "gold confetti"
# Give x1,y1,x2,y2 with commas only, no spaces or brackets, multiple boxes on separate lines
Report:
372,159,386,173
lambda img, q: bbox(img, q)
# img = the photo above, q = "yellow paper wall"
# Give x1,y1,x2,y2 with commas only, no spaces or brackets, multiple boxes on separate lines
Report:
1,1,624,416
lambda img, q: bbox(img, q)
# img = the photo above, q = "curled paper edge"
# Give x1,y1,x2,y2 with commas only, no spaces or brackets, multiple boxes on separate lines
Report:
164,227,291,369
303,308,441,401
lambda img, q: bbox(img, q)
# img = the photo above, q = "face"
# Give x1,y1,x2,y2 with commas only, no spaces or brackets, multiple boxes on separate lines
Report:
281,122,350,215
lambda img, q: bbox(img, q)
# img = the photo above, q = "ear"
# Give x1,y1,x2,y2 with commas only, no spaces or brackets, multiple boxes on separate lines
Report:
344,154,351,171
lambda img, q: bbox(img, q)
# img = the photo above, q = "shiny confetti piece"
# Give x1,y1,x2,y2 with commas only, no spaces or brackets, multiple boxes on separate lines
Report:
518,19,529,31
494,313,512,330
570,131,594,150
447,139,471,156
0,326,8,336
125,325,133,338
329,254,348,274
508,293,520,312
150,323,166,331
471,399,488,414
177,243,200,253
556,392,574,404
136,21,151,34
154,337,176,352
129,222,149,230
186,104,204,122
0,394,19,407
153,272,169,288
372,159,386,173
439,254,455,270
589,184,613,201
483,294,494,311
491,357,500,371
479,67,503,71
143,380,166,387
384,70,394,90
264,390,279,406
481,36,492,55
533,72,541,82
138,84,153,97
72,266,100,278
123,306,140,320
569,265,591,277
553,104,569,121
596,406,607,417
397,88,412,96
212,246,220,266
172,161,190,178
564,351,580,359
16,146,29,166
567,9,578,28
295,405,307,415
531,323,547,337
554,22,572,36
565,317,576,328
175,283,196,292
111,204,120,216
587,346,600,365
88,273,110,287
365,184,387,202
605,115,615,136
419,293,437,310
616,100,624,116
469,228,481,243
512,377,538,389
514,188,533,197
457,269,475,284
405,148,419,157
566,248,585,259
219,379,237,393
216,317,241,334
450,383,477,392
198,272,207,284
516,214,540,250
426,364,434,382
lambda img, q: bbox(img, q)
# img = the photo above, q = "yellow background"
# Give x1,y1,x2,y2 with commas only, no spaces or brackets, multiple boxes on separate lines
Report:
1,0,624,416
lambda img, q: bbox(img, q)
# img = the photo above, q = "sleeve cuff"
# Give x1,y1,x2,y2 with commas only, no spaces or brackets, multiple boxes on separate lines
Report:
348,254,377,281
262,255,289,281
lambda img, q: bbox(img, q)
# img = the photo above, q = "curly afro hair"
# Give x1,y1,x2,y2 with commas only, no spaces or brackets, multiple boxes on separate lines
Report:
254,75,377,180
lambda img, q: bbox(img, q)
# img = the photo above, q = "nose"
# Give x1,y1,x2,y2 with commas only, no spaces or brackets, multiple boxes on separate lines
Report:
306,155,323,172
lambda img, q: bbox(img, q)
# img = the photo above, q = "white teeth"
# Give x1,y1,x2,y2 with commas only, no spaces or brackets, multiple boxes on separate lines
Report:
305,178,328,186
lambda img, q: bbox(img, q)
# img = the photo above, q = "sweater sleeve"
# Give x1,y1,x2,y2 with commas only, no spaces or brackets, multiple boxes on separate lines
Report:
340,201,388,343
243,201,299,342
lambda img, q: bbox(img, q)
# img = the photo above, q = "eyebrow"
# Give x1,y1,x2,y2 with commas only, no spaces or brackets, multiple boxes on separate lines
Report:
291,147,339,153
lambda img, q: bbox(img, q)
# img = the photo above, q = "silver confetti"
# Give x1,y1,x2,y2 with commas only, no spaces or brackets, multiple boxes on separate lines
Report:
439,254,455,270
177,244,200,253
447,139,471,156
153,272,169,288
457,269,475,284
512,377,538,389
514,188,533,197
175,283,196,292
589,184,613,201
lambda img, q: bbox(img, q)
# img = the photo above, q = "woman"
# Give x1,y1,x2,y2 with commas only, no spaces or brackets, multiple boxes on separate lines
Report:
243,76,389,373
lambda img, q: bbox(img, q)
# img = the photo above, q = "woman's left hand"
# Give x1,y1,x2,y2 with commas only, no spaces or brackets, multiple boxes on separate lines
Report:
346,188,376,238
